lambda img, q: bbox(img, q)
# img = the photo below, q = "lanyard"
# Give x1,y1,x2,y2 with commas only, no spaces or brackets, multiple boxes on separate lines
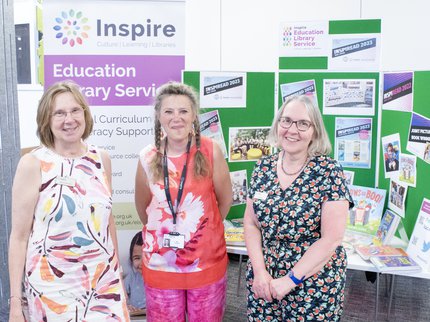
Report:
163,137,192,225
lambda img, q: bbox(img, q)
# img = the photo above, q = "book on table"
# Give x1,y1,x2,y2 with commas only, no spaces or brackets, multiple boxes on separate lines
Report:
372,209,401,246
347,185,386,236
224,219,245,246
342,229,374,252
354,244,407,261
370,255,422,273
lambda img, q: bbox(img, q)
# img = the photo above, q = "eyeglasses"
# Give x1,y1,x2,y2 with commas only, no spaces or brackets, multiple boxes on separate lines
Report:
278,117,312,131
51,107,85,121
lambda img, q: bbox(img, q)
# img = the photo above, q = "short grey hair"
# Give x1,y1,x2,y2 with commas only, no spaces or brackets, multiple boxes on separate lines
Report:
268,95,331,157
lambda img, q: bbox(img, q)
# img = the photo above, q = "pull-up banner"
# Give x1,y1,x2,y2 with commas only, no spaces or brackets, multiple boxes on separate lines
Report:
43,0,185,231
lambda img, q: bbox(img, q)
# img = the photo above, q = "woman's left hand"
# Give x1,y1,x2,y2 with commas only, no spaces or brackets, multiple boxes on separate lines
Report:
269,276,295,301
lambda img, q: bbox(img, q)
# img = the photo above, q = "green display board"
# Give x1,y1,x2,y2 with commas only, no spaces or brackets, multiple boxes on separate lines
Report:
378,71,430,237
279,19,381,70
183,71,276,219
279,72,380,188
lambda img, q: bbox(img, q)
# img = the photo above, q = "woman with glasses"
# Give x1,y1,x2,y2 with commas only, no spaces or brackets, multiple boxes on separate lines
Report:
244,95,353,321
8,81,129,322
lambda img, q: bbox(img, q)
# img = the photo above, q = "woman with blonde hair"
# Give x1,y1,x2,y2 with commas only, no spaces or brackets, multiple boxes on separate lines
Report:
135,81,232,322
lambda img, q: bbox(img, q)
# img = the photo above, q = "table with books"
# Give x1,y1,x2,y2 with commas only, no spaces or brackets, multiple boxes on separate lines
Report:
224,198,430,319
226,234,430,321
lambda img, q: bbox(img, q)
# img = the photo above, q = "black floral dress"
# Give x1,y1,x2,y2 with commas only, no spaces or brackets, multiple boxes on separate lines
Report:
246,153,353,322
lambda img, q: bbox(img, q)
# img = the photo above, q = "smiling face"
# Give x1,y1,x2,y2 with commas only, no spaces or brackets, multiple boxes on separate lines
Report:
159,94,196,144
131,244,142,271
277,100,314,158
50,92,86,148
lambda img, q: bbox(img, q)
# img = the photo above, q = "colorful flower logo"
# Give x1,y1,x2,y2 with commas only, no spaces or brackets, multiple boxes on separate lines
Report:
282,26,293,47
53,10,90,47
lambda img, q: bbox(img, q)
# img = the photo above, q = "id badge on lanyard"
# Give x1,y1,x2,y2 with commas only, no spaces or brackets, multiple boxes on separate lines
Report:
163,232,185,249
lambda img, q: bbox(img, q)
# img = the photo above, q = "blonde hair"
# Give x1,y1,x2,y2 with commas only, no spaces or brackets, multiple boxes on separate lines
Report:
150,81,209,181
36,80,93,148
268,95,331,157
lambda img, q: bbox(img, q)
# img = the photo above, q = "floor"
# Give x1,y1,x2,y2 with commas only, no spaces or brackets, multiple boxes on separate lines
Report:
7,255,425,321
224,254,430,322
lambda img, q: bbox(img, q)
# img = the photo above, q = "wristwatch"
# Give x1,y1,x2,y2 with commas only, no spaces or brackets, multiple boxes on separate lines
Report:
287,270,305,285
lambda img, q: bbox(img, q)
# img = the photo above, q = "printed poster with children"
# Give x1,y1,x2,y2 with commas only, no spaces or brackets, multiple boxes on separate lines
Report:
347,185,386,236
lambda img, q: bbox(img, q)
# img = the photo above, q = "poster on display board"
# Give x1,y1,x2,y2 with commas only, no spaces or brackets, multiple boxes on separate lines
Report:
279,79,318,104
343,170,355,185
388,179,408,218
381,133,401,179
199,110,228,158
278,19,381,70
279,20,329,58
406,112,430,164
199,71,247,108
328,34,381,71
323,79,375,116
334,117,372,169
382,71,414,112
398,153,417,187
230,170,248,207
43,0,185,269
228,127,271,162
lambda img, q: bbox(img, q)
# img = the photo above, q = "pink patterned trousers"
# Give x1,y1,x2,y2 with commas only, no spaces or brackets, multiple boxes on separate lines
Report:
145,274,227,322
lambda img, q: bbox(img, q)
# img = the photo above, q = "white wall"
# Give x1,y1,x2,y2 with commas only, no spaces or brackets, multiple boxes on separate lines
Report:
185,0,430,71
15,0,430,147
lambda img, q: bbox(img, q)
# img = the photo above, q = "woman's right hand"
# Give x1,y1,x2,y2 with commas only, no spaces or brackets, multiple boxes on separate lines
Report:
251,269,273,301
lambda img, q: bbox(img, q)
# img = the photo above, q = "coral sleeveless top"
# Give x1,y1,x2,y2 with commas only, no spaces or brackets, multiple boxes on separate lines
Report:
139,136,227,289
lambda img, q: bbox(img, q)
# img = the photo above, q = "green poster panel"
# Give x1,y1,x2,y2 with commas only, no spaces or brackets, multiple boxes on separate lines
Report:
378,71,430,237
183,71,276,220
329,19,381,34
278,72,380,189
279,57,328,70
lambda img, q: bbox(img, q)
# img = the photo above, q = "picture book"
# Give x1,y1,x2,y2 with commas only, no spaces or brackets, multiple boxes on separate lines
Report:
355,244,407,261
370,255,422,273
372,209,401,245
407,198,430,270
347,185,386,236
224,219,245,246
343,229,373,252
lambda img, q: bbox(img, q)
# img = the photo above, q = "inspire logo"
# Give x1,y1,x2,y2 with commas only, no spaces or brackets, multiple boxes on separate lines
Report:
282,26,293,47
53,10,91,47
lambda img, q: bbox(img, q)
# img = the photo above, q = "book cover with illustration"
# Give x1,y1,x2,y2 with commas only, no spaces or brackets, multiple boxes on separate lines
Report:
407,198,430,270
373,209,401,245
343,229,373,252
224,218,245,246
370,255,422,273
347,185,387,236
355,244,407,260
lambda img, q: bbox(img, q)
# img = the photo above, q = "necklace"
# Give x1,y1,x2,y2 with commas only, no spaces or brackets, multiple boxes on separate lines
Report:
280,151,309,176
